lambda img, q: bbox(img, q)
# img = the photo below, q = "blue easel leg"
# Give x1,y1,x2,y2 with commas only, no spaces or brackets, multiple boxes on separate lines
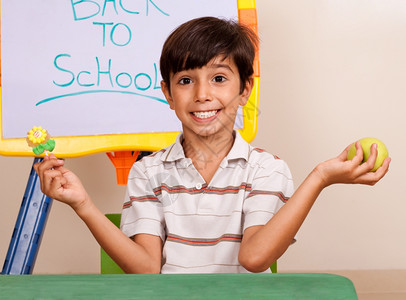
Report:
1,158,53,275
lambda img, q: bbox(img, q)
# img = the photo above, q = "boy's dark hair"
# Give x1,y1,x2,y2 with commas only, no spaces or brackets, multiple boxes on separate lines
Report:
160,17,258,94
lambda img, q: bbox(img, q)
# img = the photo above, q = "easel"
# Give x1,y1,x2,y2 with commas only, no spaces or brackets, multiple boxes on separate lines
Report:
1,158,52,274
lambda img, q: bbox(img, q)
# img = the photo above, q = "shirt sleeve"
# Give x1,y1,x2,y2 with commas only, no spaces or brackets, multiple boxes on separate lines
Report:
242,156,294,232
120,162,165,241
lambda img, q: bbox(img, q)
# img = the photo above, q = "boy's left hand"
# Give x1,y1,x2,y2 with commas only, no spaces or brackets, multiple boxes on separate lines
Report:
314,141,391,188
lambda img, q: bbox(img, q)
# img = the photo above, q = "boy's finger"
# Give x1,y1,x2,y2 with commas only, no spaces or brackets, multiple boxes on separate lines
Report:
41,169,64,195
347,141,364,166
37,157,64,173
355,141,364,161
33,155,50,172
33,162,40,173
374,157,391,177
338,144,352,161
49,175,66,197
35,158,64,194
358,157,391,185
362,143,378,172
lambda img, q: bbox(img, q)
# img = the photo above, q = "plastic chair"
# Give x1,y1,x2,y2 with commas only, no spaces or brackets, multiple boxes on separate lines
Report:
100,214,125,274
101,214,277,274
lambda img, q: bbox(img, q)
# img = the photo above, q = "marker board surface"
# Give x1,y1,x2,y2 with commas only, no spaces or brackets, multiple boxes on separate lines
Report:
0,0,259,157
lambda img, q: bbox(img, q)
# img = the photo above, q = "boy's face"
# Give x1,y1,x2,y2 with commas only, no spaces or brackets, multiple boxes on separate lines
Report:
161,56,253,140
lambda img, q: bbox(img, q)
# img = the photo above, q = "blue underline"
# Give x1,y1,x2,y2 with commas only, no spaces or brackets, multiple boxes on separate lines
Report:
35,90,168,106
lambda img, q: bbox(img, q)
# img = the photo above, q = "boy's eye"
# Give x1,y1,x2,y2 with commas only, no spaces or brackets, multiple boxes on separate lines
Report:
179,78,192,85
213,75,226,83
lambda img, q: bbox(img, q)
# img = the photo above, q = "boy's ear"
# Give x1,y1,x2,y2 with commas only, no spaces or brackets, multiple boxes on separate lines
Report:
239,77,254,106
161,80,175,110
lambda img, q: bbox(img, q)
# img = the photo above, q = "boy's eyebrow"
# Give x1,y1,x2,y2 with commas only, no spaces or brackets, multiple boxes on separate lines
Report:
208,63,235,73
172,63,235,76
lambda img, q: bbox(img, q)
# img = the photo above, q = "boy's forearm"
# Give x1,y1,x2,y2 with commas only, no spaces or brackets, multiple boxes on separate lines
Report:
73,200,161,274
239,168,325,272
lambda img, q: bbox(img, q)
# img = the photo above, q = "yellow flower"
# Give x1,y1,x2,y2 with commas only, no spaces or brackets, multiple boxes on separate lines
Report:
27,126,49,146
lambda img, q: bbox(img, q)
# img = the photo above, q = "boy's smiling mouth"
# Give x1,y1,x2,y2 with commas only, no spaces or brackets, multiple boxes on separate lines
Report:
191,110,219,119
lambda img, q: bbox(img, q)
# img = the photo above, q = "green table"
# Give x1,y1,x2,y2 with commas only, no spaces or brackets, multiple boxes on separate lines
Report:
0,273,357,299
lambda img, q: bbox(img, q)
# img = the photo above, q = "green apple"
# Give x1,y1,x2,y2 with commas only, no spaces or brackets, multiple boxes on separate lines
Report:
347,137,388,172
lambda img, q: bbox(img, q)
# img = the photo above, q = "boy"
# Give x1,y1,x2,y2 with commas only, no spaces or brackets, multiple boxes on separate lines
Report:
35,17,390,274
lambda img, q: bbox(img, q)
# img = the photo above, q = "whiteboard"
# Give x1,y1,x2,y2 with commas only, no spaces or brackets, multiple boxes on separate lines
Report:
0,0,260,157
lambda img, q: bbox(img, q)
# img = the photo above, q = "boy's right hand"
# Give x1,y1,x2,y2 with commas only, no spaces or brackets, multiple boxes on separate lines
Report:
34,154,90,212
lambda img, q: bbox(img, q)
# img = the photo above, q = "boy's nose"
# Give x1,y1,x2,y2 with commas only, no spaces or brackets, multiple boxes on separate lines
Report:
194,81,212,102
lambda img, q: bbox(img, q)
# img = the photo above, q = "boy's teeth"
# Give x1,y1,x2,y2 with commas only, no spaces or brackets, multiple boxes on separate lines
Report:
193,110,218,119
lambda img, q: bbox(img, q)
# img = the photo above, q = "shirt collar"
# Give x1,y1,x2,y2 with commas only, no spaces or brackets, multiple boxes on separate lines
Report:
162,133,186,162
226,130,250,162
162,130,249,162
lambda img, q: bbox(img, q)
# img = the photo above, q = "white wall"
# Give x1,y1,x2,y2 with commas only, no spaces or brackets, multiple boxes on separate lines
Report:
254,0,406,271
1,0,405,273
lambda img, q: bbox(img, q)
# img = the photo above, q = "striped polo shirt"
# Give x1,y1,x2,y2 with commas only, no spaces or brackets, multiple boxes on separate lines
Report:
121,131,294,273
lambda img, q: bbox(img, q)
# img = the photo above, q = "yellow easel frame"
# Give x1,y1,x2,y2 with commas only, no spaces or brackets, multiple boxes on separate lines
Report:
0,0,259,158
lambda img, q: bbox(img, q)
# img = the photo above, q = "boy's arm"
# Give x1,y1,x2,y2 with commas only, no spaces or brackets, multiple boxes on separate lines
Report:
238,142,390,273
74,200,162,274
34,155,162,274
